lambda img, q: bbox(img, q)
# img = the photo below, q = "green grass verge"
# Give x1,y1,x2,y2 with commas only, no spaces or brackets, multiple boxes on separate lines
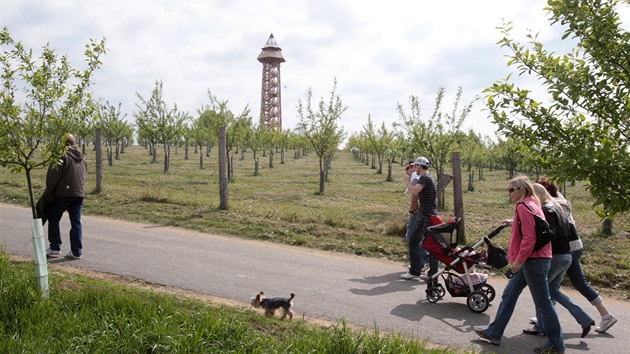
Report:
0,251,464,353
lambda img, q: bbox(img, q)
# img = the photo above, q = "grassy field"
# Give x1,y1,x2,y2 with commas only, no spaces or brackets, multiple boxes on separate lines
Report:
1,144,628,299
1,251,463,354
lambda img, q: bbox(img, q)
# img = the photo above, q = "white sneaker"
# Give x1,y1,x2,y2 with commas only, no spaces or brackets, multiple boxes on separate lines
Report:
419,274,430,281
595,314,617,333
46,248,60,258
400,272,420,280
529,317,538,325
64,251,81,260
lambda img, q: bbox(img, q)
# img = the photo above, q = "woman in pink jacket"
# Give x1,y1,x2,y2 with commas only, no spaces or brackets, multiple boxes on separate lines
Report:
475,176,565,354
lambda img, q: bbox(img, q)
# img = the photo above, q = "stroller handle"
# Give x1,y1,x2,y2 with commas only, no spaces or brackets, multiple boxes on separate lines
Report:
486,223,507,240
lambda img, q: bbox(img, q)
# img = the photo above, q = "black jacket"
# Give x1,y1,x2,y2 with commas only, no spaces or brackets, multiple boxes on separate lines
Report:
45,146,87,198
542,202,571,254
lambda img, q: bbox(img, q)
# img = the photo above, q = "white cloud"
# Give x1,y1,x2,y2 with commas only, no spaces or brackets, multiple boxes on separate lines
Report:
2,0,626,143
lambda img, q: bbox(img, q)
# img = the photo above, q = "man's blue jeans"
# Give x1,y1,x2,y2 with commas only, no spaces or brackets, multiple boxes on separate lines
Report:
406,213,431,275
48,196,84,257
482,258,564,351
534,253,593,331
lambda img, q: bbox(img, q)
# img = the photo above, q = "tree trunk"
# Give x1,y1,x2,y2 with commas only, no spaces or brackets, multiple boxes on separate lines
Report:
218,127,228,210
95,128,102,193
468,169,474,192
318,158,326,194
602,218,613,236
163,143,170,174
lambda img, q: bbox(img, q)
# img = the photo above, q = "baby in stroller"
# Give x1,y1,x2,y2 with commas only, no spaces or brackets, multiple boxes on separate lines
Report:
422,217,508,313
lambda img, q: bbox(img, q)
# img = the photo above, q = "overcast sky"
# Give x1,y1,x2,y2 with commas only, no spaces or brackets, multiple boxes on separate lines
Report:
2,1,629,143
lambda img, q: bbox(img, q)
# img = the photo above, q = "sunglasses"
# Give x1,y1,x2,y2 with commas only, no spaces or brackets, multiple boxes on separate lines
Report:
508,187,519,193
406,166,412,170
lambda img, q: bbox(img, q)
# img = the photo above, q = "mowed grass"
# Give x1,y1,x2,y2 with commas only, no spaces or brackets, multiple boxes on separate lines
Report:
1,144,629,298
0,251,459,354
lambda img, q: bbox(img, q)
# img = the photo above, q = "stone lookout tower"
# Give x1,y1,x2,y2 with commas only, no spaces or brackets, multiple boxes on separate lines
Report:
257,33,285,130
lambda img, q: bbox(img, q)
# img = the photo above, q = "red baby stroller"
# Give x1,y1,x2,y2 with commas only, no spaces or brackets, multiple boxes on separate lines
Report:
422,217,508,313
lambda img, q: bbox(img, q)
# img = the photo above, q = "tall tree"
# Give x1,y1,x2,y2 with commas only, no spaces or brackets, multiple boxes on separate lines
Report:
135,80,187,173
493,137,527,179
460,129,486,191
0,28,106,296
297,79,346,194
361,115,378,170
485,0,630,218
398,86,473,209
375,121,395,178
201,91,251,181
98,101,134,165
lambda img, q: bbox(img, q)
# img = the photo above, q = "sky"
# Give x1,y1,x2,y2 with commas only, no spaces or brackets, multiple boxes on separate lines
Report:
1,0,629,144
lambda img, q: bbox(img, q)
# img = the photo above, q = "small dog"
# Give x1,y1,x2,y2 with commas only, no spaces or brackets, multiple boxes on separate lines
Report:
250,291,295,320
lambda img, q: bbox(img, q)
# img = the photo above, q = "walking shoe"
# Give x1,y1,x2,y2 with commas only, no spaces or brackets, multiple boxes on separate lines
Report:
581,320,595,338
400,272,420,280
523,328,546,336
46,248,60,258
419,274,430,281
474,328,500,345
64,251,81,260
595,314,617,333
533,345,565,354
529,316,538,325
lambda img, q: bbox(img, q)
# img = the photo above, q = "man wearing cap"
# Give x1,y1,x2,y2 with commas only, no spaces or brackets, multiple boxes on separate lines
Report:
401,157,438,281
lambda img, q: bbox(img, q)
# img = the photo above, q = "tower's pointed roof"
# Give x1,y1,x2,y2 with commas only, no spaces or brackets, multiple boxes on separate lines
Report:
257,33,285,62
264,33,279,48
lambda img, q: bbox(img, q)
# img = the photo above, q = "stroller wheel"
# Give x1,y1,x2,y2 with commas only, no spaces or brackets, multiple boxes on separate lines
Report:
476,284,496,302
426,288,442,304
467,291,489,313
436,284,446,297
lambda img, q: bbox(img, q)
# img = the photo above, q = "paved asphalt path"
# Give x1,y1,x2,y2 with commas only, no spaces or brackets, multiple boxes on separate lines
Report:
1,203,627,353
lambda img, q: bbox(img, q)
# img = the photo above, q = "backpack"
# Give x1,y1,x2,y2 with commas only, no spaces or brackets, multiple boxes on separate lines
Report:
517,202,556,251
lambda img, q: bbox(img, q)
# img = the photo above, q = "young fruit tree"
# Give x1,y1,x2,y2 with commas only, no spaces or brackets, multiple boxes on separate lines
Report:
297,78,346,195
0,27,106,296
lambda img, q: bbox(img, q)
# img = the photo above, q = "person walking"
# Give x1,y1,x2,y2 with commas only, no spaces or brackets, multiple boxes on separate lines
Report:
524,184,594,338
475,176,565,354
45,133,87,260
402,160,430,279
401,157,437,281
534,177,618,333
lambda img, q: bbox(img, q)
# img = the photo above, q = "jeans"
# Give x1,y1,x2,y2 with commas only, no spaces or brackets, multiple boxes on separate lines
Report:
534,254,593,330
567,248,602,305
407,213,431,275
48,196,84,257
482,258,564,351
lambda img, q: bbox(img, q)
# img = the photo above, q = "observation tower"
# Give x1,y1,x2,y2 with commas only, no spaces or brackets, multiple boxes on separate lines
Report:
257,33,285,130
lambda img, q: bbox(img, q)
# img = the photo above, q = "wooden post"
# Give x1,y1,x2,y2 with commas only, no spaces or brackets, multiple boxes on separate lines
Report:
218,127,229,210
452,152,465,243
95,127,102,193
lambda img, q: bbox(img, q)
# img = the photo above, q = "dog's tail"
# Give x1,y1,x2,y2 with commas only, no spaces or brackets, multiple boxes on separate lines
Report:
289,293,295,301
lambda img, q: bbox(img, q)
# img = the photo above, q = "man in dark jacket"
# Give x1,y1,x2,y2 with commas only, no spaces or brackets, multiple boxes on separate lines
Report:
45,133,87,260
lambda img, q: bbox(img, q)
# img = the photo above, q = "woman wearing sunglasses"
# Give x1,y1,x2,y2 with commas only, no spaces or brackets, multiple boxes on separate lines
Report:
475,176,565,354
